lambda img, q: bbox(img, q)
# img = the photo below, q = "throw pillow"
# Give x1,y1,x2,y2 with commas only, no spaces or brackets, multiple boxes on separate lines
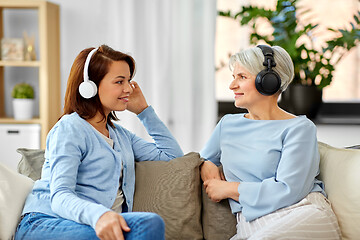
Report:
17,148,45,181
318,142,360,240
133,152,203,240
201,165,237,240
0,163,34,240
202,185,237,240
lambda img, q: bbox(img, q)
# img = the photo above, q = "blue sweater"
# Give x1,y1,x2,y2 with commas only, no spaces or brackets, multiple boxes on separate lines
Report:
22,106,183,229
200,113,324,221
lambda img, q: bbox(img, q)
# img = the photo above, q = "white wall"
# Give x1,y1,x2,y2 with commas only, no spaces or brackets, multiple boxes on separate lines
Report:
49,0,124,105
317,125,360,148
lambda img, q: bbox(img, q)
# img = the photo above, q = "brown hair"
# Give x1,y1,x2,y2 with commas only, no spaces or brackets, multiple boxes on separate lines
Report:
62,45,136,127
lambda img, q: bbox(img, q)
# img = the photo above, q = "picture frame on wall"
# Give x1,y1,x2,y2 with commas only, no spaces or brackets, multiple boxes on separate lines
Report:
1,38,24,61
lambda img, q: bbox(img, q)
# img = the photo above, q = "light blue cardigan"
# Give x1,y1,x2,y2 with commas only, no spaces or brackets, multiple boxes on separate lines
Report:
200,113,325,222
22,106,183,229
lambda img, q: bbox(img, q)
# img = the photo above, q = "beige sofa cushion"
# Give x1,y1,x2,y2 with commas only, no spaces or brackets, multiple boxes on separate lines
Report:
0,162,34,240
17,148,45,181
133,152,204,240
318,142,360,240
202,185,237,240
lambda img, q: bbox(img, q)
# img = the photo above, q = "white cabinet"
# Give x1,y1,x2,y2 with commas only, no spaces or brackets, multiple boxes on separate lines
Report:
0,124,40,171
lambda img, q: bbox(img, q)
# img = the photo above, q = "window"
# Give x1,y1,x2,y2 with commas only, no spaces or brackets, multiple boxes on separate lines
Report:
216,0,360,121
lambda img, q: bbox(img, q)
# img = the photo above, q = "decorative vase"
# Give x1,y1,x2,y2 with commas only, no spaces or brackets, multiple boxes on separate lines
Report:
12,99,34,120
279,84,323,120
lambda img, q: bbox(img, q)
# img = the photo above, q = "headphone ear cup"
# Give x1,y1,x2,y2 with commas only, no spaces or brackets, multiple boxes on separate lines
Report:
79,80,97,99
255,70,281,96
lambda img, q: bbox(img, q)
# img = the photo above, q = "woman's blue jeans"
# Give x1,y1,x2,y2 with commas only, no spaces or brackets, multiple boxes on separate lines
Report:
15,212,165,240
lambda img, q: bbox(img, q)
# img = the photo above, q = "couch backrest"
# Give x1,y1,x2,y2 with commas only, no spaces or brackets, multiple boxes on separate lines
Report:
13,143,360,240
318,142,360,240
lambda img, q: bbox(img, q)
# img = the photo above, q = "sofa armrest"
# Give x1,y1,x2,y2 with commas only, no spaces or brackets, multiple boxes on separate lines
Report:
318,142,360,240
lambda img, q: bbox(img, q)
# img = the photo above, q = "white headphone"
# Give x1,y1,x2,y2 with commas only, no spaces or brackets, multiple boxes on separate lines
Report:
79,47,98,99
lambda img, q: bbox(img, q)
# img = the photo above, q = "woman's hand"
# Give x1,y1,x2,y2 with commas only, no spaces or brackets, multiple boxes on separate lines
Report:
200,161,225,182
95,211,130,240
203,179,240,202
127,81,149,115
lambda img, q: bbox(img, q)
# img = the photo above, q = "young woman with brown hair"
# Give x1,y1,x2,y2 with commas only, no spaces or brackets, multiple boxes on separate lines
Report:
15,45,183,240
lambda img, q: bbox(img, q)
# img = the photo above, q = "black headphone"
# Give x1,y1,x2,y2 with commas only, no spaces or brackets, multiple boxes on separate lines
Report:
255,45,281,95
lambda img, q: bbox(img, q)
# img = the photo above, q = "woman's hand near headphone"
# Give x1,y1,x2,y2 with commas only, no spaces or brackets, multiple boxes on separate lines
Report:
127,81,149,115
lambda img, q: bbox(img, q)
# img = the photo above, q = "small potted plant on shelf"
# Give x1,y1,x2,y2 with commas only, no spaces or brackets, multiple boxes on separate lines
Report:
11,82,35,120
219,0,360,119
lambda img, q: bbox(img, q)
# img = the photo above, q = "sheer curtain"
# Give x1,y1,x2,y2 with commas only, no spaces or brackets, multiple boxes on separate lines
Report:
110,0,218,153
52,0,217,153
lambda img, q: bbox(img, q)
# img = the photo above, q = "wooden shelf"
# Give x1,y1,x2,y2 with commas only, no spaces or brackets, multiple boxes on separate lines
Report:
0,60,40,67
0,117,41,124
0,0,60,148
0,0,45,8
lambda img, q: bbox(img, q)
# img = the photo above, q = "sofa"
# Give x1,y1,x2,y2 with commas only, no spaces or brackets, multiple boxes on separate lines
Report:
0,142,359,240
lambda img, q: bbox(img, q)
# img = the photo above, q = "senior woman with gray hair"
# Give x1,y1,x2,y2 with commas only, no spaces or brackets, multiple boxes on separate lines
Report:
200,45,341,239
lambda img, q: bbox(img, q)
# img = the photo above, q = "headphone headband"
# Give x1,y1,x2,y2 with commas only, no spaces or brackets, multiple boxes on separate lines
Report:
83,47,98,82
257,45,276,68
79,47,99,99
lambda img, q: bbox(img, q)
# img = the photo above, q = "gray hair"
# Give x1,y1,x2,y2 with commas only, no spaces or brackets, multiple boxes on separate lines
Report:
229,46,294,92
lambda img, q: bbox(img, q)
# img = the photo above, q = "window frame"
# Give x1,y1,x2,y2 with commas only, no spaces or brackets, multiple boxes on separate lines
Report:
218,101,360,125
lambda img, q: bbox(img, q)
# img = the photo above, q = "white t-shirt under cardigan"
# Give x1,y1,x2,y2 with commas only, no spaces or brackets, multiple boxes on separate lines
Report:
200,113,325,222
22,106,183,229
91,126,124,213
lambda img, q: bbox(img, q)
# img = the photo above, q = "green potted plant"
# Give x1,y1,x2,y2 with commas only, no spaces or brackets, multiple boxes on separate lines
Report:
11,82,35,120
219,0,360,119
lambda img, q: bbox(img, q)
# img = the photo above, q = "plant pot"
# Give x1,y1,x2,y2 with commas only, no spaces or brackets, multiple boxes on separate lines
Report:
279,84,323,120
12,99,34,120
